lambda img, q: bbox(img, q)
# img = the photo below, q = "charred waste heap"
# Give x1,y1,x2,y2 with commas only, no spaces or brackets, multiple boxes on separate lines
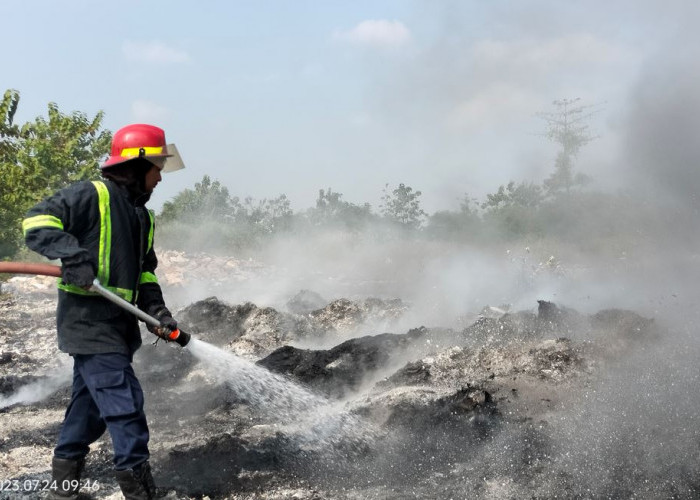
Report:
2,272,693,499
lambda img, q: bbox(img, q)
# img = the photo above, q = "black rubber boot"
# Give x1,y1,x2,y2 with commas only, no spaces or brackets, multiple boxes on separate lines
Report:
47,456,85,499
115,461,158,500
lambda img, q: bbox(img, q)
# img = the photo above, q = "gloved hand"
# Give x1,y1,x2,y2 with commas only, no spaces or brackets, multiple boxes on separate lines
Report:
147,308,178,339
62,262,95,289
158,314,178,333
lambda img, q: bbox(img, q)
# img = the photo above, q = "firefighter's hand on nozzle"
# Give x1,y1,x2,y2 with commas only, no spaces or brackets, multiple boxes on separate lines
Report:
147,312,178,339
62,261,96,290
160,314,178,333
146,312,190,347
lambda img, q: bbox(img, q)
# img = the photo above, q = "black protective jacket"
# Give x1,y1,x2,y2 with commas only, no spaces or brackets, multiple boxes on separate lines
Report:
24,179,168,355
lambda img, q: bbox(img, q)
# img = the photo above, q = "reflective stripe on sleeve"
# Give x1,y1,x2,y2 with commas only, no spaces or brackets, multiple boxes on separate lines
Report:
139,272,158,285
22,215,64,235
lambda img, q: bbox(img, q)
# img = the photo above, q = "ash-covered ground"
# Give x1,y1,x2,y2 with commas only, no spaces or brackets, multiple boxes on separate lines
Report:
2,246,700,499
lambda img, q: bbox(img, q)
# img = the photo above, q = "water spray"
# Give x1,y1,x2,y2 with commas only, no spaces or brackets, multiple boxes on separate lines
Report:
186,338,374,450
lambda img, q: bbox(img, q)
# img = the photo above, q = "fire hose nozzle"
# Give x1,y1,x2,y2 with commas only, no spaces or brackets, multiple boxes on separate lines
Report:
167,328,191,347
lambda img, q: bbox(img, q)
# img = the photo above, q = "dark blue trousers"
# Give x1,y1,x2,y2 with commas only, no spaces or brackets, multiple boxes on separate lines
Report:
54,353,150,470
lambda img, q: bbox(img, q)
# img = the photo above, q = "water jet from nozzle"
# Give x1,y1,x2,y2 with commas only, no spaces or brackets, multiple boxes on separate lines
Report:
184,338,375,451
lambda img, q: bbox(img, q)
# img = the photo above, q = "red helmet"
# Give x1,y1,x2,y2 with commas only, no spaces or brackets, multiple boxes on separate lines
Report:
101,123,185,172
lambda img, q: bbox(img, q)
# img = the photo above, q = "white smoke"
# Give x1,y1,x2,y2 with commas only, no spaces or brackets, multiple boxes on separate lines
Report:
0,362,71,409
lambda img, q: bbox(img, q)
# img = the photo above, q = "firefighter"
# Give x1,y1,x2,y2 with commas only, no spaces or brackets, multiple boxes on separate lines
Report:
23,124,185,499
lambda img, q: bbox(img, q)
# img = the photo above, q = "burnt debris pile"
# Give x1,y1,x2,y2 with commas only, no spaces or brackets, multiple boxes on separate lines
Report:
258,328,426,398
177,295,409,358
3,286,692,499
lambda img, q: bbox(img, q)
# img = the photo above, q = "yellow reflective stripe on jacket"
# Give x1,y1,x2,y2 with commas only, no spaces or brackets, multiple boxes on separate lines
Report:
147,210,155,253
58,282,134,302
139,272,158,285
139,210,158,287
22,215,64,235
91,181,111,286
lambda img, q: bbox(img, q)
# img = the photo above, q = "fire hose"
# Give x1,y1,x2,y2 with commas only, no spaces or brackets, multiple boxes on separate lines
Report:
0,262,190,347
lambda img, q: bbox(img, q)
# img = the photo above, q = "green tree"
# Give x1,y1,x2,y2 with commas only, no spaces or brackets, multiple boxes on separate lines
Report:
0,89,20,158
380,183,426,228
0,90,110,258
158,176,297,251
309,187,374,230
0,90,23,258
158,176,250,252
538,98,596,195
242,194,293,234
160,175,237,223
427,194,482,240
19,103,110,189
482,181,543,210
313,188,344,222
481,181,543,238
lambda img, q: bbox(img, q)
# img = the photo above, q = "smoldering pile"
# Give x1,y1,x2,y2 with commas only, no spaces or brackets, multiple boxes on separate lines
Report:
1,276,687,499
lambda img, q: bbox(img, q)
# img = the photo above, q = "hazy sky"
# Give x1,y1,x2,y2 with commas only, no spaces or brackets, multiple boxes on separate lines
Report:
4,0,699,212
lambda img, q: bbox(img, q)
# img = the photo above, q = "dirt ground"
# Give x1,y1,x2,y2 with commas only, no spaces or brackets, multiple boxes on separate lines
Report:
2,251,698,499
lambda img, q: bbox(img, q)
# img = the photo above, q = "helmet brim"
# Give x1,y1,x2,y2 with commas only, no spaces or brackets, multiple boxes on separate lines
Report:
162,143,185,172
